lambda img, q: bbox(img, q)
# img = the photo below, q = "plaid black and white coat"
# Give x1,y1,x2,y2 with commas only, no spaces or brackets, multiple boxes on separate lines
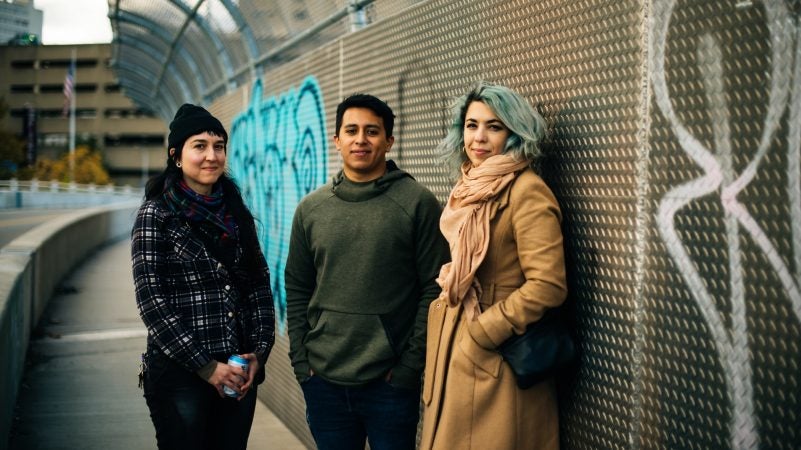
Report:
131,198,275,372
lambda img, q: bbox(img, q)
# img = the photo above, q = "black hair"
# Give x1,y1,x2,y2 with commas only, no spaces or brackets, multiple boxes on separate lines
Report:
144,130,262,275
334,93,395,137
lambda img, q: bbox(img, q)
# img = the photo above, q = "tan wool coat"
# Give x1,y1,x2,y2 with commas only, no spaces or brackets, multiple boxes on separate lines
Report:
421,169,568,450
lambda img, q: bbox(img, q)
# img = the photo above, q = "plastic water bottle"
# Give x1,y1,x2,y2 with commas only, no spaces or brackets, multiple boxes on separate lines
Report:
223,355,248,397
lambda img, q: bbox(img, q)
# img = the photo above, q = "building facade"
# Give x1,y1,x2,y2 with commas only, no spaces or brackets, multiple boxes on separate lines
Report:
0,43,165,186
0,0,42,44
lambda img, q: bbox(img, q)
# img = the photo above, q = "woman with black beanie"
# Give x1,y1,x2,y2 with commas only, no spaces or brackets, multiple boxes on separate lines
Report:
131,103,275,449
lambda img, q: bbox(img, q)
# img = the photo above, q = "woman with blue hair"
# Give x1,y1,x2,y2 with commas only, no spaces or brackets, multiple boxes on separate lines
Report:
421,82,568,449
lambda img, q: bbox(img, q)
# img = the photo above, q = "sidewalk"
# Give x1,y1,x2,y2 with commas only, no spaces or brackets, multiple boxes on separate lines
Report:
8,238,307,449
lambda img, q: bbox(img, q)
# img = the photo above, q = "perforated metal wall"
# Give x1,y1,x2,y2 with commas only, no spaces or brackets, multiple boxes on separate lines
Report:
641,1,801,448
204,0,801,448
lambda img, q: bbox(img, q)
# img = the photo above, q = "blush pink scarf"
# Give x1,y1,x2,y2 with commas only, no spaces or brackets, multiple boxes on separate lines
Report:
437,154,529,320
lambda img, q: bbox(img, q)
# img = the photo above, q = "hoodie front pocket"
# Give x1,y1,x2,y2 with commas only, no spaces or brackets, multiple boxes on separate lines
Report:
305,309,396,383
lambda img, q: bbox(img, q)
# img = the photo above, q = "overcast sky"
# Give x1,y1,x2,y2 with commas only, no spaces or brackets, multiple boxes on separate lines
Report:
36,0,112,45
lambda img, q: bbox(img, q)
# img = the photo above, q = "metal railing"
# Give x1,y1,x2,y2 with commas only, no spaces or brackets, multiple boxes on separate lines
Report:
0,179,143,209
0,179,141,196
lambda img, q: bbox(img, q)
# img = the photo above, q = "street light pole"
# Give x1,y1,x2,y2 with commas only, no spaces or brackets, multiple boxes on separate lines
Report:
68,48,76,184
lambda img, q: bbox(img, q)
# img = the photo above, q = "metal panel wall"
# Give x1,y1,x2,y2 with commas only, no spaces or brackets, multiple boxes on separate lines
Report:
209,0,800,448
642,1,800,448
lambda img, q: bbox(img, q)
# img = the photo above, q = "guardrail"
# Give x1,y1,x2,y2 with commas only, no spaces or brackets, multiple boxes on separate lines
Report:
0,179,143,209
0,201,140,446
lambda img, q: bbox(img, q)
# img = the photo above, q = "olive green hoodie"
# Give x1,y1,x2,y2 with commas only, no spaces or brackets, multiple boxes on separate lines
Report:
285,161,449,389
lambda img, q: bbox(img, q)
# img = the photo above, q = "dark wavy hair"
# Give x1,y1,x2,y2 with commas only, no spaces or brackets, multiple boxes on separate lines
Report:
144,130,262,274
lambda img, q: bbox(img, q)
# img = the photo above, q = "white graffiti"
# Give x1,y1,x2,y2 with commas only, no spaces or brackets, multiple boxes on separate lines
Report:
651,1,801,449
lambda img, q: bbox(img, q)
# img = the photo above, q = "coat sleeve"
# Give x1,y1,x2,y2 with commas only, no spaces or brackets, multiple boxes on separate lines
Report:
284,205,315,381
469,173,568,349
131,201,214,372
390,190,450,389
244,240,276,368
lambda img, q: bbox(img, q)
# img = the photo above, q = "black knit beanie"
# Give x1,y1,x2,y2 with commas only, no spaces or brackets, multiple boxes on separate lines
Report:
167,103,228,152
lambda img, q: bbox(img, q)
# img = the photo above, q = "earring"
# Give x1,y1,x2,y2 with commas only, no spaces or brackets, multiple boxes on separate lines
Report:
176,161,182,168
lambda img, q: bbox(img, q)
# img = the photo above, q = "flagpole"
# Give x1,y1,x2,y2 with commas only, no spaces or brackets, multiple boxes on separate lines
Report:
68,48,76,184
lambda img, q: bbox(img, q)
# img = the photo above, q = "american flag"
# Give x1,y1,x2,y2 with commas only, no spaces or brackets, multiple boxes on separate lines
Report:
62,60,75,117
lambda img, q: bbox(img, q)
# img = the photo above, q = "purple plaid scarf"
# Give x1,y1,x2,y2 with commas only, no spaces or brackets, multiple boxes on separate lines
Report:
164,179,237,244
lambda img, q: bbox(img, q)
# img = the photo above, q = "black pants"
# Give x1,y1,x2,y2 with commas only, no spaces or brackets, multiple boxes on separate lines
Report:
143,353,258,450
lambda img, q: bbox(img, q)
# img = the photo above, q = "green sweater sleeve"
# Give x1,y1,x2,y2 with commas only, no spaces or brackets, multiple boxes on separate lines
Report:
391,192,450,389
284,205,315,382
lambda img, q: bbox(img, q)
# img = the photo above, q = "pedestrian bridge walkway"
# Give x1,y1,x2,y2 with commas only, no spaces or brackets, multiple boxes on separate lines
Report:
6,239,307,449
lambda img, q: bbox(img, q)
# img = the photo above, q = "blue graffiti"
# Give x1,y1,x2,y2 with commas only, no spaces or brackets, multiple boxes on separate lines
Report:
228,76,327,331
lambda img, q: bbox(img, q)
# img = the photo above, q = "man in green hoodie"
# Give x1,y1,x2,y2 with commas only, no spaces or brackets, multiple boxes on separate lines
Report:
285,93,449,450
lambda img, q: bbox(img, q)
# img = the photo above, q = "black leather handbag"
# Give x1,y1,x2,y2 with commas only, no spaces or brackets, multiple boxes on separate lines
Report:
498,308,576,389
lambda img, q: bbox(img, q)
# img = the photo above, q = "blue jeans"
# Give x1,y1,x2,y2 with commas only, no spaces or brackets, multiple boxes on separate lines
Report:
143,353,258,450
300,376,420,450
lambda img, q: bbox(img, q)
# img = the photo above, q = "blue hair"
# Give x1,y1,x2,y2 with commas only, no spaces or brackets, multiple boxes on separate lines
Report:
437,81,547,180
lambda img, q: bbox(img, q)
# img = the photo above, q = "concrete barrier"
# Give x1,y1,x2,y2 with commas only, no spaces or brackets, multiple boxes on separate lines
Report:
0,200,140,448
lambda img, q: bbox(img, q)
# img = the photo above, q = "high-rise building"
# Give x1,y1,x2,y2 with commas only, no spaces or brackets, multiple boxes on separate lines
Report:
0,0,42,44
0,43,166,186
